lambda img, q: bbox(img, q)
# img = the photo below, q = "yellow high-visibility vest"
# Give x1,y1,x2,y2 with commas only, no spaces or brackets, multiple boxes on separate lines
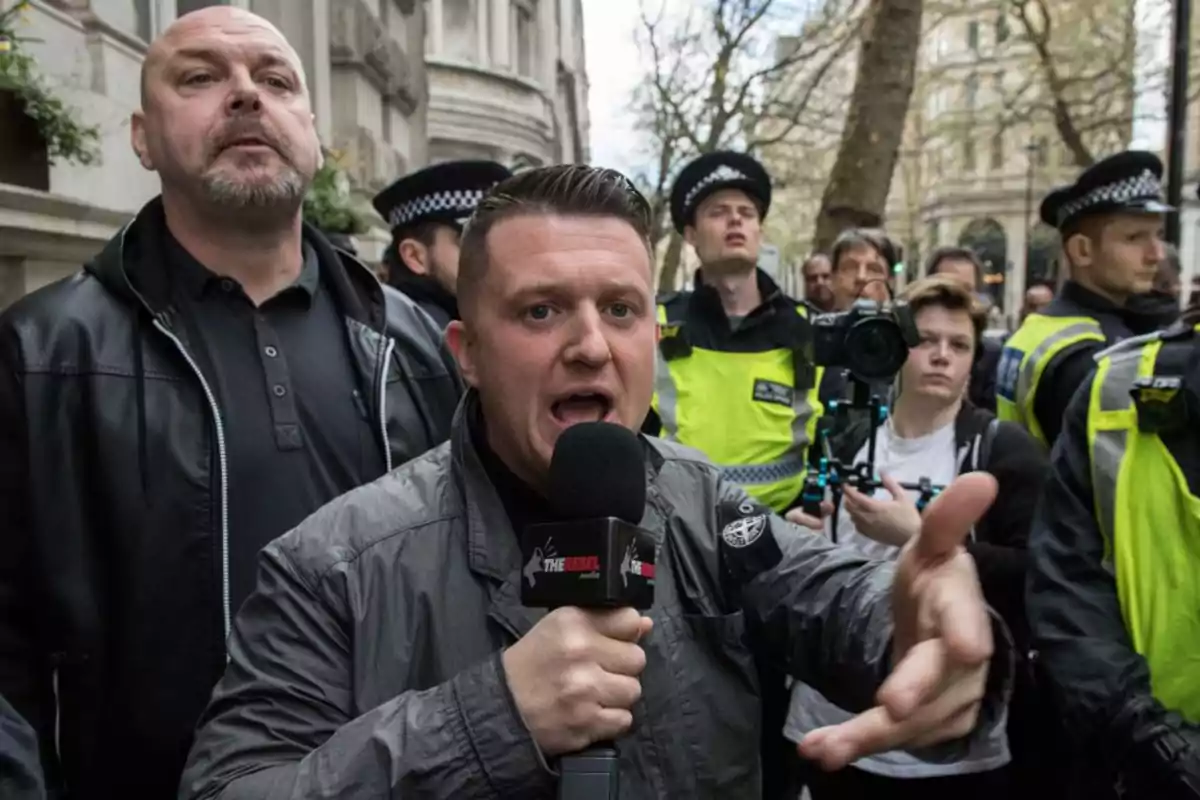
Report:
996,313,1105,446
1087,330,1200,722
651,303,823,513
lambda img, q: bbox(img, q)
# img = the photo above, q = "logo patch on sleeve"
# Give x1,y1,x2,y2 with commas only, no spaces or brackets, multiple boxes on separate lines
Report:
996,347,1024,402
752,379,794,408
721,514,767,548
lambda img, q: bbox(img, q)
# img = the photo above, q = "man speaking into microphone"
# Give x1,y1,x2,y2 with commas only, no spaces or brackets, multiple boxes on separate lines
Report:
181,166,1011,799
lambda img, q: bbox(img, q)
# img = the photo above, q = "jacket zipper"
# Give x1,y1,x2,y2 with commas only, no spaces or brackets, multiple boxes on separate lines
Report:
152,318,232,658
377,336,396,473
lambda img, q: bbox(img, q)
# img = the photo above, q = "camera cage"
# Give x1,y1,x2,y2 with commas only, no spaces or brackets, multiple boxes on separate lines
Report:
799,372,947,544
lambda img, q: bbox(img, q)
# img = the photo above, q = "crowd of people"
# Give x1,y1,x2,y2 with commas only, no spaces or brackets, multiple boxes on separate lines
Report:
0,6,1197,800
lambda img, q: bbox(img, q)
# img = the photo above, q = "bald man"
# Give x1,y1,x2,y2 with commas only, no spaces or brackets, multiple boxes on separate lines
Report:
0,8,461,797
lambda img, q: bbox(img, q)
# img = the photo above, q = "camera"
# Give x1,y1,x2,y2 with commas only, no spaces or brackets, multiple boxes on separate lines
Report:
811,299,920,382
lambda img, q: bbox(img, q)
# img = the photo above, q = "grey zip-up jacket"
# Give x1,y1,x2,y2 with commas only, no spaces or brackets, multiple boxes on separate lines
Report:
181,395,1009,799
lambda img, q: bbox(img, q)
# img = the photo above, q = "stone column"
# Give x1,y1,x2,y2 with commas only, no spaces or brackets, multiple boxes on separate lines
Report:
490,0,509,69
476,0,490,64
428,0,444,55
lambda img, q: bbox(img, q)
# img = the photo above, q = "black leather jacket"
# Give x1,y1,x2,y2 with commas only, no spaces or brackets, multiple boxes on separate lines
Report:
0,198,463,798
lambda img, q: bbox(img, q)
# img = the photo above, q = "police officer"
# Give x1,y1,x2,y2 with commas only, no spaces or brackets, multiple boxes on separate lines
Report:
645,151,823,515
642,151,824,800
1027,313,1200,800
373,160,512,328
996,150,1172,447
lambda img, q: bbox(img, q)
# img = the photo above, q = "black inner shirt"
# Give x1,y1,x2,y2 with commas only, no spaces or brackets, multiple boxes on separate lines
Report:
165,232,387,611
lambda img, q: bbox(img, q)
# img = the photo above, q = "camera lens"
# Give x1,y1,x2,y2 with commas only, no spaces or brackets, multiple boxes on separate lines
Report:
844,317,910,381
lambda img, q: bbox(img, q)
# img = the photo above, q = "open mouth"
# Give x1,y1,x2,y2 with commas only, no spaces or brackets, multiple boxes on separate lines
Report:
551,391,614,425
725,234,746,246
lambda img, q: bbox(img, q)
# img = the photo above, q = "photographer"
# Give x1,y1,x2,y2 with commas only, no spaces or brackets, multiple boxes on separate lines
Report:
818,229,899,410
788,276,1048,799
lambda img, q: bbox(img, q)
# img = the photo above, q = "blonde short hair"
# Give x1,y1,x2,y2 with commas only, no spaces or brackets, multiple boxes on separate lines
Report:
900,275,986,351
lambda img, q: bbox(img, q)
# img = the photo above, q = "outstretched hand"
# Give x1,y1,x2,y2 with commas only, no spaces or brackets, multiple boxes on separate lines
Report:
798,471,998,770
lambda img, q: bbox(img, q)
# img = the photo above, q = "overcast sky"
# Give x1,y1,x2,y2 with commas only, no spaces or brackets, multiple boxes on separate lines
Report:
581,0,646,175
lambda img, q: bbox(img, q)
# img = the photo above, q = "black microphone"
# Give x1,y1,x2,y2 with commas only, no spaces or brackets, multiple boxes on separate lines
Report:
521,422,656,611
520,422,657,800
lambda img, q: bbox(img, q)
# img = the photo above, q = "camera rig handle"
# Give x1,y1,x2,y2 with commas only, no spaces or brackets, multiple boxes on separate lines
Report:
796,372,945,530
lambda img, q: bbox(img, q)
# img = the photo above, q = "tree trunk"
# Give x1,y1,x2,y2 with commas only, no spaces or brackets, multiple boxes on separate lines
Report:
657,233,686,293
812,0,924,253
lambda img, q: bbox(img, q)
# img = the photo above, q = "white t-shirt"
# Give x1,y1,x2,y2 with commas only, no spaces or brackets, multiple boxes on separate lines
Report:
783,419,1011,778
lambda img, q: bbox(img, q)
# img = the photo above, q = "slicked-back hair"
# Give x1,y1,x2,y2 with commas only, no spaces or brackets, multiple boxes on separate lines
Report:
456,165,653,314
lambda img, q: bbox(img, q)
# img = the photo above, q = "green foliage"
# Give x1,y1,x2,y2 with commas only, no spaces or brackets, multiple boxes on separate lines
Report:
0,1,101,167
303,153,369,235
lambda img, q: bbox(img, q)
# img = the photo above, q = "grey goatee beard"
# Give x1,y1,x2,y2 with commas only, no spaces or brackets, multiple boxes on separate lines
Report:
202,167,308,210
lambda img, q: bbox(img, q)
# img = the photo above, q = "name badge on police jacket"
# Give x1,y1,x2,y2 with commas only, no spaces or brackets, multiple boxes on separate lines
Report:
752,379,794,408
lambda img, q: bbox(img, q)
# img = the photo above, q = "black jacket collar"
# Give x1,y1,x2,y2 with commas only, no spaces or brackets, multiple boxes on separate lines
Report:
387,259,459,323
85,196,389,333
690,267,790,320
1058,279,1177,333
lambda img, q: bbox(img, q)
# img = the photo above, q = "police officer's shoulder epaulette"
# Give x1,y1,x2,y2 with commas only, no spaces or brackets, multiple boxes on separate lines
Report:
1094,331,1165,362
655,290,689,324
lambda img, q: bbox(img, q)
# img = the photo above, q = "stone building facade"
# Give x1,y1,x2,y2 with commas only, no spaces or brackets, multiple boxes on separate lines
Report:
424,0,590,168
0,0,593,308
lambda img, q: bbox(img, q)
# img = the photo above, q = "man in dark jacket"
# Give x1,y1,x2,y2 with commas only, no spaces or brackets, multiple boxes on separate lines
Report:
372,160,512,328
0,8,461,799
926,245,1001,412
0,694,44,800
180,165,1013,799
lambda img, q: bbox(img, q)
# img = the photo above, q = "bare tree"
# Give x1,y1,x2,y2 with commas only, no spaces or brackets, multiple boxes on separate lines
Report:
812,0,925,253
996,0,1200,167
631,0,865,291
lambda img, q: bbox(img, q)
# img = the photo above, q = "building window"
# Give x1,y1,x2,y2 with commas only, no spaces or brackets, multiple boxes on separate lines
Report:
444,0,479,63
514,0,537,79
967,20,980,52
962,136,976,170
176,0,229,15
996,13,1010,43
965,74,978,109
990,132,1004,169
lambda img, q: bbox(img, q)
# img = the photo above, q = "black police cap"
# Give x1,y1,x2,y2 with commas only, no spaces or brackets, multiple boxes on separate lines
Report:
669,151,771,233
1039,150,1173,230
371,160,512,233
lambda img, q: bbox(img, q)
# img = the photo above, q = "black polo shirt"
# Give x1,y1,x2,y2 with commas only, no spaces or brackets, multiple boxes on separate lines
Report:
166,234,387,611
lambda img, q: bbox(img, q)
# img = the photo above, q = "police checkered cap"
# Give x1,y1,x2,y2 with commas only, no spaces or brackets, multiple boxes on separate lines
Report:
684,165,750,212
1056,168,1164,226
388,188,485,229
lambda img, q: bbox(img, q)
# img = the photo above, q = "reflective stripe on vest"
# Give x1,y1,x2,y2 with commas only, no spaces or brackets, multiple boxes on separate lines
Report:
1088,335,1200,722
996,314,1105,446
652,303,823,512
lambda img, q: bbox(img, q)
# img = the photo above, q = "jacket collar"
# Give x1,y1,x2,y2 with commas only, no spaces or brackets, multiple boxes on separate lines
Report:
449,392,545,640
386,255,459,322
690,266,789,320
85,196,390,334
449,391,667,638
